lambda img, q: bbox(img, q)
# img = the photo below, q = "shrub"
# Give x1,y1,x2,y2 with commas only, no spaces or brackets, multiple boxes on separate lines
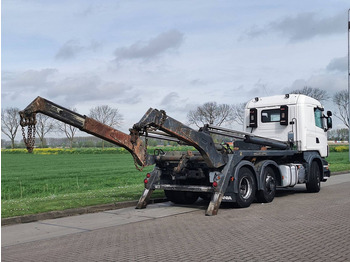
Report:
334,146,349,152
329,145,349,152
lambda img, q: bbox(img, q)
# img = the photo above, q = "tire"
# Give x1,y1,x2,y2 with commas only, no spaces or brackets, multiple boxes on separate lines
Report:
256,166,276,203
233,167,256,208
306,161,321,193
164,190,199,204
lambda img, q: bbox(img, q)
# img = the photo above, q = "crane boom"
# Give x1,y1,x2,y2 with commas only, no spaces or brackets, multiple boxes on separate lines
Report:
132,108,227,168
19,96,151,167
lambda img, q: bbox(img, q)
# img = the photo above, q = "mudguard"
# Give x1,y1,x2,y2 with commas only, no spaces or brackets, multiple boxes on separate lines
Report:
254,160,281,190
303,151,324,180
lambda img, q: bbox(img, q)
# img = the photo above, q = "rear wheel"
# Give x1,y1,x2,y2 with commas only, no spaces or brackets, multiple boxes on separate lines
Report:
233,167,256,208
256,166,276,203
164,190,199,204
306,161,321,193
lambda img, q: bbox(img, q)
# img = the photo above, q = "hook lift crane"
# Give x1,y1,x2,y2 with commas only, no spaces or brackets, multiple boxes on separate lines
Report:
19,94,332,215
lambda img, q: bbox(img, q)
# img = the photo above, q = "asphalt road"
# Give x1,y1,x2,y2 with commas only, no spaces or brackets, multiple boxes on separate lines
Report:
2,173,350,262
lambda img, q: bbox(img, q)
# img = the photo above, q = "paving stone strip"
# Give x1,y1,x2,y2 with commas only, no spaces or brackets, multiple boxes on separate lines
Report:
1,199,167,226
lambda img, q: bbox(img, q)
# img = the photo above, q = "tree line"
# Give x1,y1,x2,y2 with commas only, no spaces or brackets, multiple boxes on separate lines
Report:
2,87,349,149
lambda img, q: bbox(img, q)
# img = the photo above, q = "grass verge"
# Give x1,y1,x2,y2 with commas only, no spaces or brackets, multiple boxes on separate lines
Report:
1,150,349,218
1,154,157,218
326,151,350,172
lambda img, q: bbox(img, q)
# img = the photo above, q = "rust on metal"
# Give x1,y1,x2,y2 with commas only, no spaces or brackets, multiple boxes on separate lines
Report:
83,117,147,167
18,97,151,167
133,108,227,168
19,97,45,116
19,97,46,153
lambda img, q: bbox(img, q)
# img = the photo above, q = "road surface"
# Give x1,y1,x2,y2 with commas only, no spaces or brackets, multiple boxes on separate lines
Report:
2,173,350,261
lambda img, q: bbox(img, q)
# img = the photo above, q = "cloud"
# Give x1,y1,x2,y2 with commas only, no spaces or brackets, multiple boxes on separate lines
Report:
160,92,180,106
114,29,184,61
99,82,141,104
55,39,101,60
190,79,208,86
48,75,101,98
244,11,346,42
47,74,141,105
1,68,58,104
55,39,84,60
326,56,347,72
159,92,193,114
287,73,347,95
2,68,57,89
2,67,141,106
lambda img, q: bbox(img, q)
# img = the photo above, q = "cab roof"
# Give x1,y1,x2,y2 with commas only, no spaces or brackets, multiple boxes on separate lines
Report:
245,94,322,109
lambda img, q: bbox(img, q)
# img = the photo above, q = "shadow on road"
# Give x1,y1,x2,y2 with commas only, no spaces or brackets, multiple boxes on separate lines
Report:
169,185,310,211
275,185,308,198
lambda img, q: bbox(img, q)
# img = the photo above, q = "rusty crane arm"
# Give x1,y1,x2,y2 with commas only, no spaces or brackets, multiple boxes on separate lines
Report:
19,96,152,167
20,97,228,169
132,108,227,168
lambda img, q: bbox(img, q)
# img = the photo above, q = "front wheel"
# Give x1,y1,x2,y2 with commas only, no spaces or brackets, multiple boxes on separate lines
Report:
306,161,321,193
233,167,256,208
256,166,276,203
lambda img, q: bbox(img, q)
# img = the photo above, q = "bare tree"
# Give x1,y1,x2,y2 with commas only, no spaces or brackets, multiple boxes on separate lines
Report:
187,102,232,128
35,114,55,148
336,128,349,141
290,86,329,102
231,103,246,127
333,90,349,128
89,105,123,149
1,107,20,149
56,108,78,148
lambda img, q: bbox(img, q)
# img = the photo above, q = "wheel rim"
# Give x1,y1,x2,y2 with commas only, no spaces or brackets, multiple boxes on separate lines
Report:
239,176,252,200
315,166,321,187
265,175,276,195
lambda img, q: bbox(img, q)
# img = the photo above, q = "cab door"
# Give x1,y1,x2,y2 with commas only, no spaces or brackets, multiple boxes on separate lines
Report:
313,107,328,157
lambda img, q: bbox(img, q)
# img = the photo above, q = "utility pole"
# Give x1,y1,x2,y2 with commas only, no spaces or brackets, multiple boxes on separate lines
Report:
348,9,350,161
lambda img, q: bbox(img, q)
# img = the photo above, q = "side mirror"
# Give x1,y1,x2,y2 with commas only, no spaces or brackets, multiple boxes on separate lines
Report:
323,115,332,131
249,108,257,128
327,117,332,130
280,105,288,126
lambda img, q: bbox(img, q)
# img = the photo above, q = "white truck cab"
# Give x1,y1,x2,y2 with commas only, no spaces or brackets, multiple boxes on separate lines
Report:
244,94,332,157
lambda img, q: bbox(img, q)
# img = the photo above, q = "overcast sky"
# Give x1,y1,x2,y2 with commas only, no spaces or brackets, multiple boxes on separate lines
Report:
2,0,349,136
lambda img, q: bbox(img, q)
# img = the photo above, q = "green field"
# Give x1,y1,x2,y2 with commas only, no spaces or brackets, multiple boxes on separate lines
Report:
326,151,350,172
1,149,349,218
1,153,155,218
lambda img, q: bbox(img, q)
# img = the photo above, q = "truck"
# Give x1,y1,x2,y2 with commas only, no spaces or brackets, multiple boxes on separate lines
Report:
19,94,333,215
